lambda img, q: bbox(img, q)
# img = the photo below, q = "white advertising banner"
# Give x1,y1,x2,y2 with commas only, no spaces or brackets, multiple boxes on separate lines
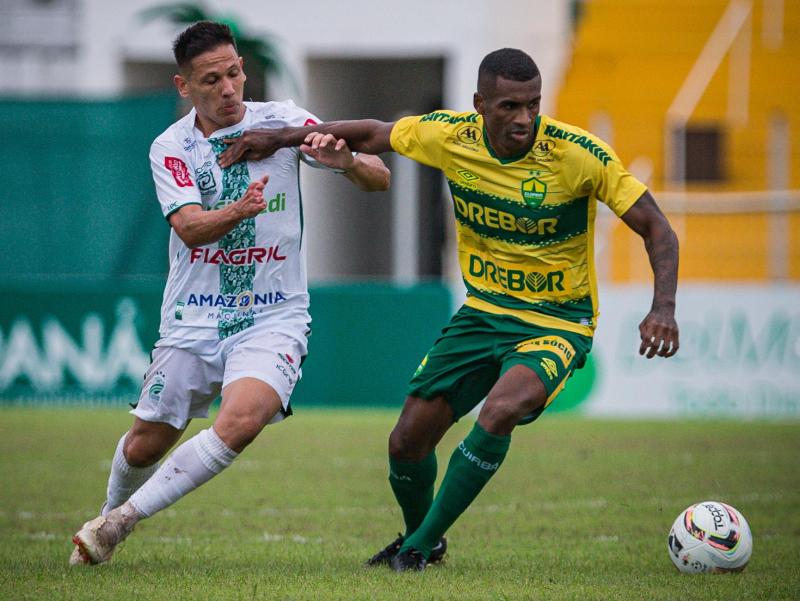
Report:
583,285,800,419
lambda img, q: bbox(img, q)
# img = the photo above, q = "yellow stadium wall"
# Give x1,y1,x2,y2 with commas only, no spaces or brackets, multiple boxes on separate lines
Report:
607,212,800,282
557,0,800,282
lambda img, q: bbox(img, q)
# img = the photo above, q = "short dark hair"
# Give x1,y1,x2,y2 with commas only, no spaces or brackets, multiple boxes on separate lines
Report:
172,21,237,71
477,48,540,94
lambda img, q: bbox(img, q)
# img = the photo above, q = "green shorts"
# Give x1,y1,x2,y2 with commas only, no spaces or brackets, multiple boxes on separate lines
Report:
407,305,593,424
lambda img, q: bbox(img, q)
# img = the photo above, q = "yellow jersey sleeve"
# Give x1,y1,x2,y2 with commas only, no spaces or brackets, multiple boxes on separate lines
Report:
390,112,466,170
580,136,647,217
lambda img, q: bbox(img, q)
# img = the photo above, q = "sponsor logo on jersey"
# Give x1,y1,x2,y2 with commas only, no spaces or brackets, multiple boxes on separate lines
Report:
457,169,480,182
196,170,217,195
182,137,197,152
211,192,286,213
454,195,558,235
174,301,185,320
164,156,194,187
193,161,217,195
420,112,479,125
515,336,575,368
532,139,555,160
189,245,286,265
468,254,566,294
185,290,287,309
275,351,298,385
521,177,547,208
542,124,612,165
457,125,481,145
278,353,298,376
275,362,296,386
540,357,559,380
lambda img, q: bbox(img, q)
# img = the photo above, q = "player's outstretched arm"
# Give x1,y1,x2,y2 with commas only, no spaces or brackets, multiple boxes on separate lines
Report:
217,120,395,168
169,175,269,248
300,132,390,192
620,191,680,359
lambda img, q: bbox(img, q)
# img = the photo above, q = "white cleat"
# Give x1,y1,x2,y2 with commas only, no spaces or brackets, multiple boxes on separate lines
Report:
69,544,89,566
71,506,138,565
69,518,97,566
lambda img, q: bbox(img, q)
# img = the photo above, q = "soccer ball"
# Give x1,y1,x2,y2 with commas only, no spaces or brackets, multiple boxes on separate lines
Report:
667,501,752,573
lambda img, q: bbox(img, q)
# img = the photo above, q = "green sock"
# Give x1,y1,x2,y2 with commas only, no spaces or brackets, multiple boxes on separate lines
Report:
401,423,510,558
388,452,437,537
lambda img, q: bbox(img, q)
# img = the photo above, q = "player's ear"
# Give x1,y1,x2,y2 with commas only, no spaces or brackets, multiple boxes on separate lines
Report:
174,73,190,98
473,92,484,115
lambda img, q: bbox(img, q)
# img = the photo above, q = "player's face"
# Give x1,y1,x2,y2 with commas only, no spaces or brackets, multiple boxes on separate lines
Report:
175,44,246,137
474,75,542,158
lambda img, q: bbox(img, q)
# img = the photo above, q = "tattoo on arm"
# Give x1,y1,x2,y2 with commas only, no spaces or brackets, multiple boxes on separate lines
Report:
644,222,679,311
622,193,679,311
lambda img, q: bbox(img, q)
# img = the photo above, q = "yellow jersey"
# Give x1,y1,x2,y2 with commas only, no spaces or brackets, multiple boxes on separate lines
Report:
390,111,647,337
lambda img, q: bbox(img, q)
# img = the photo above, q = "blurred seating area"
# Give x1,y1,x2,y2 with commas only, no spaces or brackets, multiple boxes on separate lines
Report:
559,0,800,282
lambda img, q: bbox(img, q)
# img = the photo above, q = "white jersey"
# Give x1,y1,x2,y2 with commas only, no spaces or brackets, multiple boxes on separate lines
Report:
149,100,324,345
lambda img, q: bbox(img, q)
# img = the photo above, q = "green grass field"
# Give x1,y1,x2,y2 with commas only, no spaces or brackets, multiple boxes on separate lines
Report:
1,408,798,600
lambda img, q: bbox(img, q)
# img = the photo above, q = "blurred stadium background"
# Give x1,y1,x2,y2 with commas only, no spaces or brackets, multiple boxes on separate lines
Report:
0,0,798,419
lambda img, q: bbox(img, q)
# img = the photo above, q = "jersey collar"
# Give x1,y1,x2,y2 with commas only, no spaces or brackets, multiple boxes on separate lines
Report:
482,114,541,165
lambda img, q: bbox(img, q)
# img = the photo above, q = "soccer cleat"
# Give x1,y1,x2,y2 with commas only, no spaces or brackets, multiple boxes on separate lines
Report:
69,544,89,566
366,534,447,567
428,536,447,564
390,548,427,572
365,533,405,566
71,506,138,565
69,517,100,566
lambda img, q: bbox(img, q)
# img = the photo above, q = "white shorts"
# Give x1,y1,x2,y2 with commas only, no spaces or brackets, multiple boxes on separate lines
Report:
131,327,308,430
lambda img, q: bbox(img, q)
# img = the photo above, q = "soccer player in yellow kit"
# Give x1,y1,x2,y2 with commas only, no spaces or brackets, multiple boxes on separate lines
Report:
218,48,680,572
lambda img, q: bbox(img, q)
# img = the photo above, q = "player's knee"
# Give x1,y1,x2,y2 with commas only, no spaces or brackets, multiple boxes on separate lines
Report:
388,426,429,462
480,395,541,434
213,412,269,453
123,434,167,467
230,413,267,442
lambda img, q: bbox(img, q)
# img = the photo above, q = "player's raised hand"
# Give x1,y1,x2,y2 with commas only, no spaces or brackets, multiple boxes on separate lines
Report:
232,175,269,219
638,307,679,358
218,131,281,168
300,132,355,172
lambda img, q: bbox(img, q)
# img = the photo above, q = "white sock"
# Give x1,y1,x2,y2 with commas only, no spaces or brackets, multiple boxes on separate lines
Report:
127,428,238,518
104,433,159,515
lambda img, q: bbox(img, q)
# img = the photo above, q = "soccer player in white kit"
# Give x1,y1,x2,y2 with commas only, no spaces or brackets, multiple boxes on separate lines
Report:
70,21,390,565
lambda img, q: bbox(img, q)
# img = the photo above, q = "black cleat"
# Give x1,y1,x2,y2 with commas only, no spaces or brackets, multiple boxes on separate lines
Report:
428,536,447,564
365,533,405,566
390,548,427,572
366,534,447,567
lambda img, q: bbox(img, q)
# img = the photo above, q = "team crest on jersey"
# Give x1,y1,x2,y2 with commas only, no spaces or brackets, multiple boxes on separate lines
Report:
521,176,547,208
164,156,194,187
148,371,166,402
457,125,481,145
